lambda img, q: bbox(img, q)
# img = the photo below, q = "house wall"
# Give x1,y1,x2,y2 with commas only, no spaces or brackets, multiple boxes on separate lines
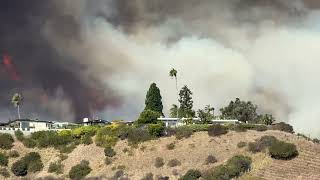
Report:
29,122,51,131
0,127,35,135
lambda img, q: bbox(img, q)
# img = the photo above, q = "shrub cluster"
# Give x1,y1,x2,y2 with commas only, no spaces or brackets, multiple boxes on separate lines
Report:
205,155,217,165
48,162,63,174
154,157,164,168
0,153,8,167
167,159,181,167
95,124,129,147
0,133,14,150
104,147,116,157
147,123,165,137
269,141,298,160
8,150,19,158
175,126,193,140
203,155,252,180
237,142,247,148
208,124,228,137
248,136,278,153
180,169,202,180
69,160,92,180
127,128,153,145
271,122,294,133
0,168,10,178
166,142,175,150
141,173,153,180
15,130,24,141
11,152,43,177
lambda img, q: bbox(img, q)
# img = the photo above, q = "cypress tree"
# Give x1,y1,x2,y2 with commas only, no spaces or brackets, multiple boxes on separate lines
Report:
145,83,163,115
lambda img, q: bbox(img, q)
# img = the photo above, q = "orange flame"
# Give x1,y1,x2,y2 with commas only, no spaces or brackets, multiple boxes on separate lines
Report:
2,53,20,81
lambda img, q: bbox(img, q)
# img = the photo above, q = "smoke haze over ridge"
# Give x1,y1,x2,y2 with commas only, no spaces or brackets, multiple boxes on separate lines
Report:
1,0,320,137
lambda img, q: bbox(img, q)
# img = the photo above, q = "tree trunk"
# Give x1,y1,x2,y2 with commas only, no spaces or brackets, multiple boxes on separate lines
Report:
17,105,21,119
175,76,179,118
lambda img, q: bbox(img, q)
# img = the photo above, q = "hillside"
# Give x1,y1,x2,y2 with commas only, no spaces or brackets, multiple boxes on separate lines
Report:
1,129,320,180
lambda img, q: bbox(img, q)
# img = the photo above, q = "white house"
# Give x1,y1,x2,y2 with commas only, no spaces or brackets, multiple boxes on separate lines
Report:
0,119,53,135
157,117,200,127
157,117,240,127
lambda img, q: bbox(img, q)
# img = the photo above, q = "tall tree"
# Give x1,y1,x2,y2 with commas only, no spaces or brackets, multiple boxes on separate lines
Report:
169,68,179,117
178,85,195,118
11,93,23,119
144,83,163,115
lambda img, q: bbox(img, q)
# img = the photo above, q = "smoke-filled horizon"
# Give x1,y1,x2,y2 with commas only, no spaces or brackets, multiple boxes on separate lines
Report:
1,0,320,137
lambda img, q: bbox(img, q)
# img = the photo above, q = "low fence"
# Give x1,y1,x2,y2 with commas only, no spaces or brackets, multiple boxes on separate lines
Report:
0,127,35,135
0,127,71,135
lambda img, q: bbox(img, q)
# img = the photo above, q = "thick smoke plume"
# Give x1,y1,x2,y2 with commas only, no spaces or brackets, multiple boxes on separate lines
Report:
1,0,320,137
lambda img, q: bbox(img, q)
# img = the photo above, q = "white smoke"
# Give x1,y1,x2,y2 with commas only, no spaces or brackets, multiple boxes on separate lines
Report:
44,0,320,137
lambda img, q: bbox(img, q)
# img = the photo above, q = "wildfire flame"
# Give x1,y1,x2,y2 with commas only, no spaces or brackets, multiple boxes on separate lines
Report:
2,53,20,81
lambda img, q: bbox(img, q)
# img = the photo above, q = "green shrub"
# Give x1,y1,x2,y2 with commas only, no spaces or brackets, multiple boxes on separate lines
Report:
8,150,19,158
48,162,63,174
167,159,181,167
30,131,73,148
203,155,251,180
104,147,116,157
127,128,152,145
59,143,77,154
237,142,247,148
313,138,320,144
154,157,164,168
69,160,92,180
15,130,24,141
28,160,44,173
105,157,112,166
205,155,217,164
166,142,175,150
71,126,99,139
254,125,268,132
180,169,202,180
0,133,14,149
81,134,93,145
271,122,294,133
188,124,210,132
269,141,298,160
232,124,247,132
0,168,10,178
148,123,165,137
22,138,37,148
11,160,27,176
248,136,278,153
175,126,193,140
141,172,153,180
136,109,161,124
208,124,228,137
0,153,8,166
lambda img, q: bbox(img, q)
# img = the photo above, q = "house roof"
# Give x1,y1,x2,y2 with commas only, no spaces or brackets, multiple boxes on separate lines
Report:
9,119,53,124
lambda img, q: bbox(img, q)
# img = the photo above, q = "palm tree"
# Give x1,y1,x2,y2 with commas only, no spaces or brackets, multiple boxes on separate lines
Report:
169,68,179,117
11,93,23,119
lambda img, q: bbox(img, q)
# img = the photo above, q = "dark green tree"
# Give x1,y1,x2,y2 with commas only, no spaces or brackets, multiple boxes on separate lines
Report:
258,114,275,125
220,98,258,123
197,105,215,124
144,83,163,115
178,85,195,118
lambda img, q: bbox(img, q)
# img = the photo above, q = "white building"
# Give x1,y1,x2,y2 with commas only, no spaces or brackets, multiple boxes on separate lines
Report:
157,117,240,127
0,119,53,135
157,117,200,127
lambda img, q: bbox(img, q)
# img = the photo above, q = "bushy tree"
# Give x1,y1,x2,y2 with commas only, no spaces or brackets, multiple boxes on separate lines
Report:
170,104,178,118
220,98,258,123
197,105,215,124
178,85,195,118
11,93,23,119
258,114,275,125
137,109,161,125
145,83,163,115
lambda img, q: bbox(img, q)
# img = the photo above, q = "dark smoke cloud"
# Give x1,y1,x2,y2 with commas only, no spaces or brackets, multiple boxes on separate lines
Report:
0,0,119,122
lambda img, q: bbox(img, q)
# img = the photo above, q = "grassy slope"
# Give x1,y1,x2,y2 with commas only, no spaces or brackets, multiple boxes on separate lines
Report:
2,130,320,180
